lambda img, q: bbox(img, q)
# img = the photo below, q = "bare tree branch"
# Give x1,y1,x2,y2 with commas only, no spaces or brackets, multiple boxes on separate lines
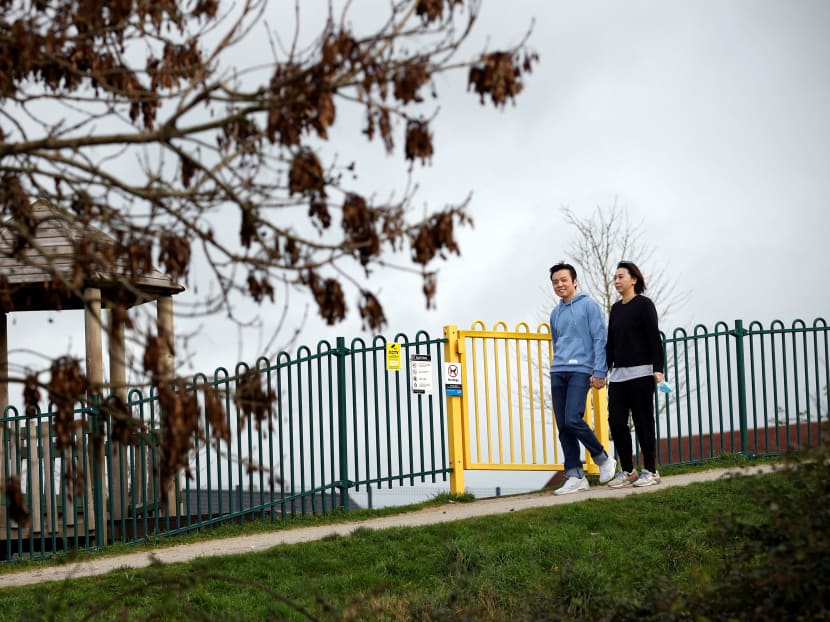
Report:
561,199,688,320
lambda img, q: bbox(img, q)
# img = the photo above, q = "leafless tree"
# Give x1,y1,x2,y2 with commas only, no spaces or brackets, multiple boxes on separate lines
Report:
561,199,687,320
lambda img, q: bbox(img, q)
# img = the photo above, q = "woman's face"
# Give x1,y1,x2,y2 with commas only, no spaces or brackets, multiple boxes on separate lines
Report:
614,267,637,297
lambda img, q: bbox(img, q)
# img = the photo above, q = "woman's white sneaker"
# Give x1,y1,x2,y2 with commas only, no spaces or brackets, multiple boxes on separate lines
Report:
632,470,662,487
607,469,639,488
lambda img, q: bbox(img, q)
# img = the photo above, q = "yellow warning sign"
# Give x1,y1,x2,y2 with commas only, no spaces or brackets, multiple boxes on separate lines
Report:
386,342,402,371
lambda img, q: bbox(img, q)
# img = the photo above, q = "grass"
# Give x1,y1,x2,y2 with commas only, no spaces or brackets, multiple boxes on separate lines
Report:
0,458,788,621
0,453,763,576
651,450,781,474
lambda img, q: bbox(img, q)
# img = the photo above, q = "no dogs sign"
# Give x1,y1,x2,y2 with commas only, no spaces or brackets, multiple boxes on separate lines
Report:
444,362,462,396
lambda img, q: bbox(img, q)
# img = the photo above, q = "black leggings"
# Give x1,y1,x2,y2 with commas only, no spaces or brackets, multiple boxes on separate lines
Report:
608,376,657,473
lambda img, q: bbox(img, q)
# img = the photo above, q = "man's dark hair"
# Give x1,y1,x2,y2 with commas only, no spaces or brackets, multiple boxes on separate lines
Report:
617,261,647,294
549,262,577,281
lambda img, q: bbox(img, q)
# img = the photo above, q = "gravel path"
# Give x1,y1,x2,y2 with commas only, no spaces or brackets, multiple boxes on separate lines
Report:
0,465,773,588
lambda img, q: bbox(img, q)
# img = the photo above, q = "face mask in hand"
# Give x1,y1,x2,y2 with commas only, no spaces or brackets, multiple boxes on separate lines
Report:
657,380,673,394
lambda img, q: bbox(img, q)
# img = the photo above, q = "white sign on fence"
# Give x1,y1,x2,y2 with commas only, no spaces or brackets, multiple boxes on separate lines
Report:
410,354,433,394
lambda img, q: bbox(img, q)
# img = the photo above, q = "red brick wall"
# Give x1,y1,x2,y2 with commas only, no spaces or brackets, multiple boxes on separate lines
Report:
655,421,827,463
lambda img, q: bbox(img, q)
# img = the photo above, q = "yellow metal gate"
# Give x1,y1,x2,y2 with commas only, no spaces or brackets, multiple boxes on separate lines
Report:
443,322,609,494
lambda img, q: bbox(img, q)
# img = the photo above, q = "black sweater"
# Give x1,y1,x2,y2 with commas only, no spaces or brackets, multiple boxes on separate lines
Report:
606,295,664,373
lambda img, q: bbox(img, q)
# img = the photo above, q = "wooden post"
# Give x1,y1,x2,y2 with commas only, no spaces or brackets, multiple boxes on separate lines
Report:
26,418,41,535
156,295,177,511
84,288,104,391
157,296,174,382
108,307,127,521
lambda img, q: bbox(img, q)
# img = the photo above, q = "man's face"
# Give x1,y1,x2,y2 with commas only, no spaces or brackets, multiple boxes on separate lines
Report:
551,269,577,302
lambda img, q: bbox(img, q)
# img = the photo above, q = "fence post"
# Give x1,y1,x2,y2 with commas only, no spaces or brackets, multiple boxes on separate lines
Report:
731,319,751,456
443,325,465,495
335,337,351,511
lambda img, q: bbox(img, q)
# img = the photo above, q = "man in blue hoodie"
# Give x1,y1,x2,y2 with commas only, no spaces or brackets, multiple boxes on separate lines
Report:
549,262,616,494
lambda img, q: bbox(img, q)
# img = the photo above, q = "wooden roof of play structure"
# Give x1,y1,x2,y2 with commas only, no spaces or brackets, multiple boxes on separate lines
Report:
1,202,186,542
0,201,184,312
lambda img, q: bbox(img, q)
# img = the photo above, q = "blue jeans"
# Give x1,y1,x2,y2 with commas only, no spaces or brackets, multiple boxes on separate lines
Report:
550,371,606,478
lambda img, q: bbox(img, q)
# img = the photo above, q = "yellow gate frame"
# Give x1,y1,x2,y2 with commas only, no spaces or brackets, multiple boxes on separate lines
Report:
444,322,609,495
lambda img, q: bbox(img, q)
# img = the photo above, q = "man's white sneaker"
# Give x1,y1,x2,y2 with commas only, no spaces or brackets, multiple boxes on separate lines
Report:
554,476,589,495
632,470,662,487
598,456,617,484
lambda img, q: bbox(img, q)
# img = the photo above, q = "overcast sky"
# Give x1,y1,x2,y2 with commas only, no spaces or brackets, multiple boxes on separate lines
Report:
8,0,830,382
291,0,830,350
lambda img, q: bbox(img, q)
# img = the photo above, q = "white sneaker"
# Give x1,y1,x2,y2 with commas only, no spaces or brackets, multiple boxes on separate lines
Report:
554,476,589,495
598,456,616,484
607,469,639,488
632,470,662,487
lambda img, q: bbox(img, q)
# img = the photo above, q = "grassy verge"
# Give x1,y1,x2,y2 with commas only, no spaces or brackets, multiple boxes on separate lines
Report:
0,465,796,621
0,453,764,575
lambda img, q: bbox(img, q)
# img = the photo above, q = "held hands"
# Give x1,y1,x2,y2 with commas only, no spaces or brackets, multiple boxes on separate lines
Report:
590,376,606,389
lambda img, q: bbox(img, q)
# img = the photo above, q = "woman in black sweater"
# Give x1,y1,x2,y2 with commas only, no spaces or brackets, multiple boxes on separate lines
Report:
605,261,665,488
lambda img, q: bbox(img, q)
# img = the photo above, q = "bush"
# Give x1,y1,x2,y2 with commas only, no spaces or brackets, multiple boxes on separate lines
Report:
611,440,830,622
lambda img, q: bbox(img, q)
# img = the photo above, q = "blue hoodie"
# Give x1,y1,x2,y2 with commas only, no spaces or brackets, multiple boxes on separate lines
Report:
549,291,607,378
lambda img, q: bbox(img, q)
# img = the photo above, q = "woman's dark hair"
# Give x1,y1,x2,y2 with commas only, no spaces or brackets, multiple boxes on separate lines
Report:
617,261,646,294
549,262,577,281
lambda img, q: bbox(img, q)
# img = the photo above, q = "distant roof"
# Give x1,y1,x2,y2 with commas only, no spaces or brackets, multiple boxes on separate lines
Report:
0,201,184,312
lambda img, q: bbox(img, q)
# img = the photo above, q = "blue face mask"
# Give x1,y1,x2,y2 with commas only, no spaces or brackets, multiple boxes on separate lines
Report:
657,380,673,394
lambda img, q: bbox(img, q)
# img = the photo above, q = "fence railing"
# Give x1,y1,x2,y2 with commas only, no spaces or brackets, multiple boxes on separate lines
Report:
658,318,828,464
2,317,828,563
2,331,449,562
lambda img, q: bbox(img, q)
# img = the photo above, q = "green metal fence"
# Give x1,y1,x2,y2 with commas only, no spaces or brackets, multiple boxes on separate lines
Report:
2,318,828,563
2,330,448,562
656,318,828,464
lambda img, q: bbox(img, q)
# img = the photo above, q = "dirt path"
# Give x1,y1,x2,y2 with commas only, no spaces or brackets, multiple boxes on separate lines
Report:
0,465,773,588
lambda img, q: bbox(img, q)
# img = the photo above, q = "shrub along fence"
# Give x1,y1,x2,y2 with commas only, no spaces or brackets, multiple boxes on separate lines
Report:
1,318,827,563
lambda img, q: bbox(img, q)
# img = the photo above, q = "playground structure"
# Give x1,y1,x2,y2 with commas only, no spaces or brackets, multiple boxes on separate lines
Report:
1,201,183,553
